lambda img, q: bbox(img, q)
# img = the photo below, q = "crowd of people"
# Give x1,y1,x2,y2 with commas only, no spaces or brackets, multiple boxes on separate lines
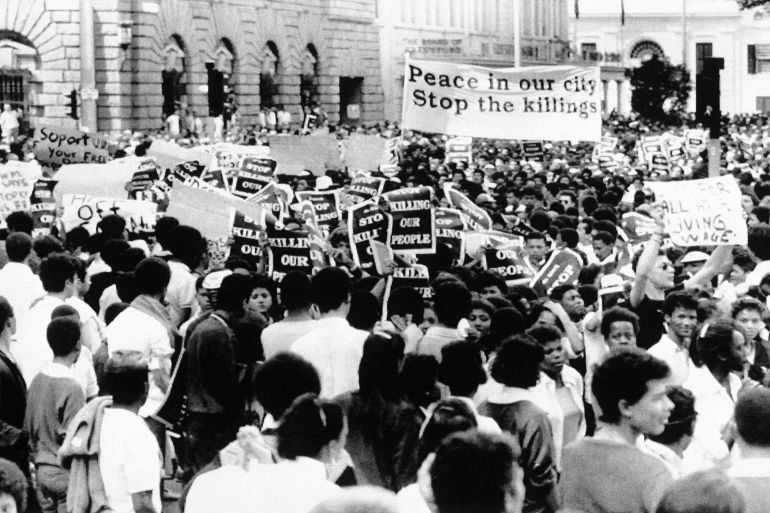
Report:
1,109,770,513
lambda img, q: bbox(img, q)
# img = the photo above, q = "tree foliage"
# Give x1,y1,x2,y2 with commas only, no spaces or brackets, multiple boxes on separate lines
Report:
630,55,691,125
736,0,770,9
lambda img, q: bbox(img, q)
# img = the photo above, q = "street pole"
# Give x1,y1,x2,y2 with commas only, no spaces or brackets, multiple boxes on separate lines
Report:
513,0,521,67
79,0,98,132
704,57,724,178
682,0,687,68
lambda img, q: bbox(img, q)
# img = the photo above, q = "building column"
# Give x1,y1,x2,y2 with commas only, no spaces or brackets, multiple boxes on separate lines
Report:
602,80,609,115
616,79,623,115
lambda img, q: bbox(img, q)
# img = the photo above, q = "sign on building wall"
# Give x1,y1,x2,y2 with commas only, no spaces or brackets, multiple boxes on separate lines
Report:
401,57,601,141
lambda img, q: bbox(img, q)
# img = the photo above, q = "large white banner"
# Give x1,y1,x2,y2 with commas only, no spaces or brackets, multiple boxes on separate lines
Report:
401,57,601,141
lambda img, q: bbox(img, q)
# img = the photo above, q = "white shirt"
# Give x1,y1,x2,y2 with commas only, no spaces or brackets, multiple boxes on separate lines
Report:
683,365,742,464
648,335,695,386
98,285,121,322
530,367,586,470
416,326,462,363
186,457,339,513
290,317,367,399
0,262,44,327
165,261,197,328
66,296,105,354
261,319,317,360
99,408,162,513
738,260,770,294
396,483,431,513
106,306,173,417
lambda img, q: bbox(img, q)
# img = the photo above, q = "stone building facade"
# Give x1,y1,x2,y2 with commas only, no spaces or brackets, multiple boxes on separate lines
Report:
0,0,383,133
571,0,770,115
376,0,572,121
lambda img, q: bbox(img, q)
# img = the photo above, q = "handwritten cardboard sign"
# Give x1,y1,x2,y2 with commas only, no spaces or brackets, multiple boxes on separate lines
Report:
32,125,112,166
61,194,157,234
647,175,747,246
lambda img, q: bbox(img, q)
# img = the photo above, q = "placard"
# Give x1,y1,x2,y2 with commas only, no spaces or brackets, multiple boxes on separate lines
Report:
0,163,35,222
267,135,342,176
343,135,388,172
434,207,466,265
246,182,287,221
166,183,269,240
385,264,432,303
646,175,747,246
443,185,492,231
29,178,58,233
529,249,583,296
347,200,393,272
445,136,473,164
401,57,601,141
295,190,342,235
383,186,436,254
345,176,387,205
229,209,265,267
147,140,213,174
483,244,532,284
54,162,136,201
620,212,660,245
32,125,112,166
266,223,314,282
522,141,545,161
232,157,276,197
164,160,205,187
61,194,157,234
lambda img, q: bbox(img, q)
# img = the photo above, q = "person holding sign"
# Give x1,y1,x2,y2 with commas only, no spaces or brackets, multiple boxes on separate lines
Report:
630,207,732,349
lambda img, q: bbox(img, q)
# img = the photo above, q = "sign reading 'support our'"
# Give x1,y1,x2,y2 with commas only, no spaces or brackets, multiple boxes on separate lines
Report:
401,58,601,141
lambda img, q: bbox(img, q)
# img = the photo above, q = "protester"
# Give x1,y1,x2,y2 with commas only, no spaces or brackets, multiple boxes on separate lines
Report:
644,386,699,478
648,291,698,386
184,273,251,475
0,458,27,513
334,332,421,491
184,393,345,513
23,317,84,513
426,430,526,513
726,387,770,513
560,350,674,513
0,233,43,328
260,271,317,358
655,471,746,513
0,298,27,476
478,334,559,513
291,268,368,399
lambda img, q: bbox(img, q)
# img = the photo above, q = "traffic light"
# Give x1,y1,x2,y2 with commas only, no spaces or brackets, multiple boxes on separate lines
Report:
206,62,224,117
66,90,78,120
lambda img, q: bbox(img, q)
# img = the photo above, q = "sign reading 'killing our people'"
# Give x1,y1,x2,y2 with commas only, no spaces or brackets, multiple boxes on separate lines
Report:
647,175,747,246
402,57,601,141
383,186,435,254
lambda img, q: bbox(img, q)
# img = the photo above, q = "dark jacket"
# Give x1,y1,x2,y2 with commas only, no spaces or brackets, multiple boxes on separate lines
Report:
185,312,241,423
333,390,421,492
479,399,558,513
0,349,27,472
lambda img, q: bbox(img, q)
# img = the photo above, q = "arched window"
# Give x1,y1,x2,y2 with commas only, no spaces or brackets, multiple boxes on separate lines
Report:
0,31,39,134
630,40,665,62
215,38,236,126
162,35,187,117
300,44,319,111
260,41,279,109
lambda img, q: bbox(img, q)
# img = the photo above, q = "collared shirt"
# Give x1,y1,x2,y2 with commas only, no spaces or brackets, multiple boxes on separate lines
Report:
261,319,317,360
415,326,461,362
530,367,586,470
683,365,742,464
107,306,173,417
648,334,695,386
185,457,339,513
644,439,684,478
99,408,162,513
290,317,367,399
12,295,97,397
0,261,44,326
166,260,197,328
